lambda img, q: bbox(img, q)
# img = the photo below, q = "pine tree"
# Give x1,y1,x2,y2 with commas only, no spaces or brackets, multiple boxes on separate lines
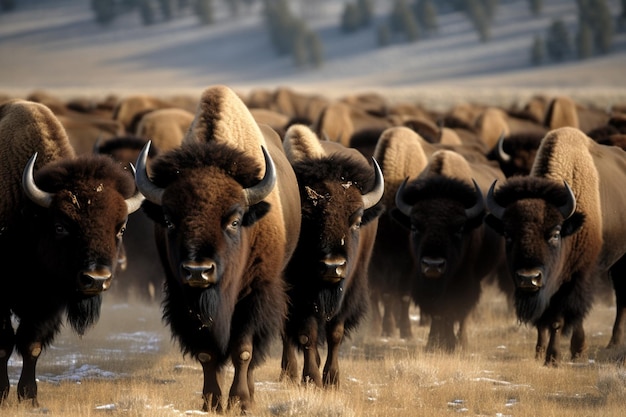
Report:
530,34,544,65
528,0,542,16
545,19,571,61
576,22,593,59
194,0,214,25
92,0,116,25
377,23,392,47
341,3,362,33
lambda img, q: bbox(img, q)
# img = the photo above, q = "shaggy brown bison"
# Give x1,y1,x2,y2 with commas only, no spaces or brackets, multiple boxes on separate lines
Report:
367,127,430,339
135,85,301,413
393,149,507,351
0,99,143,405
279,124,384,387
485,127,626,365
94,135,164,303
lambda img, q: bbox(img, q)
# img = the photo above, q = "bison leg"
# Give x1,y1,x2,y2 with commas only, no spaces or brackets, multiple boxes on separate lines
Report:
16,342,42,406
381,293,396,338
608,262,626,347
228,338,254,413
535,324,549,360
456,316,469,350
0,311,15,403
300,317,322,387
280,336,299,382
199,352,224,413
323,321,345,387
569,321,587,360
397,295,413,340
544,319,565,366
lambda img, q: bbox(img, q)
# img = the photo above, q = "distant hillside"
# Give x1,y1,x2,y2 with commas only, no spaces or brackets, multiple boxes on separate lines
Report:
1,0,625,108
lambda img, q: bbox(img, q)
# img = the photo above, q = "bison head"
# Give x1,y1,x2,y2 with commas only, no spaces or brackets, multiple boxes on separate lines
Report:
287,154,384,320
21,153,143,334
135,141,275,350
485,177,585,323
392,176,485,302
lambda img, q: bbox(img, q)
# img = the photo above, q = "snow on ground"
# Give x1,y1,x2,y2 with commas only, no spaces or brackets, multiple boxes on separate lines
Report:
1,0,625,107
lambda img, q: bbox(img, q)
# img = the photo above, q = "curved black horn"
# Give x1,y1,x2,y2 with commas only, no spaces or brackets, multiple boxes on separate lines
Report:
558,181,576,220
243,146,276,207
394,177,413,217
496,131,510,163
135,141,164,205
362,158,384,210
465,179,485,219
486,180,506,220
22,153,53,208
125,163,145,214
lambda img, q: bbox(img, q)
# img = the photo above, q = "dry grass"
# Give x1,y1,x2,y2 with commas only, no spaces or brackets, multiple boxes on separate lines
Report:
2,285,625,417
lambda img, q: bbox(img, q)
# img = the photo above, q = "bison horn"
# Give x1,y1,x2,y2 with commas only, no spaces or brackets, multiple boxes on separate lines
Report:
362,158,384,210
496,131,510,162
486,180,506,220
243,146,276,207
22,153,54,208
394,177,413,217
465,179,485,219
558,181,576,220
125,163,145,214
135,141,165,205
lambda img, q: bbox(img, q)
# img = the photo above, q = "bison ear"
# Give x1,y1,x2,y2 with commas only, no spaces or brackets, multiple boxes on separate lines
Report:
484,214,504,235
243,201,271,227
362,203,385,225
389,207,411,230
562,212,585,238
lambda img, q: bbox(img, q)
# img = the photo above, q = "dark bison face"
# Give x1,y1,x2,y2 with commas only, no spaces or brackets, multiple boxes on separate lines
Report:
485,178,585,323
490,133,543,177
288,157,384,319
22,154,143,333
136,141,274,327
392,176,485,300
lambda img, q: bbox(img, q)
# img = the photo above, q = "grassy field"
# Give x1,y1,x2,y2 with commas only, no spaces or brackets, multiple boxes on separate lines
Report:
3,284,625,417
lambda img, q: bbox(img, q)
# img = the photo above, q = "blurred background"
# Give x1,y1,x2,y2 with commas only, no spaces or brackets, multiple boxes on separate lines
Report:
1,0,625,104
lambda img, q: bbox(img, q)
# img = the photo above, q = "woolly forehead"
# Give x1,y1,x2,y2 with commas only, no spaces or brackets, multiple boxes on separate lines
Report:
150,142,262,189
35,154,136,198
292,154,374,194
492,177,572,209
402,176,478,208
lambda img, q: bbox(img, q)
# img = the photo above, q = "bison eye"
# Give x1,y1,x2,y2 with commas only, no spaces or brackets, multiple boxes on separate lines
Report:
117,225,127,239
351,217,362,231
547,227,561,245
54,222,69,239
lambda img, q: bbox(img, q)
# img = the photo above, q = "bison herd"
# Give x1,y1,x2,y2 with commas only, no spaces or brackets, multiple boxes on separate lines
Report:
1,85,626,413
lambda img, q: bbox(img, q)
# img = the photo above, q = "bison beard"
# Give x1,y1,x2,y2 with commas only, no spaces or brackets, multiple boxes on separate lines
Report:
316,284,345,321
66,295,102,336
182,285,233,355
514,289,549,325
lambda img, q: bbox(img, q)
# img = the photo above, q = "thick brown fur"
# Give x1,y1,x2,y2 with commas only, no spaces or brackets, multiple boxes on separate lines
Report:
135,107,194,152
367,127,428,339
486,127,626,364
141,85,300,413
281,124,382,387
1,100,138,406
394,150,507,351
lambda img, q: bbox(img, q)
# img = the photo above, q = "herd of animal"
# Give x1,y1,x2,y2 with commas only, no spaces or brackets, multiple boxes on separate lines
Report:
1,85,625,413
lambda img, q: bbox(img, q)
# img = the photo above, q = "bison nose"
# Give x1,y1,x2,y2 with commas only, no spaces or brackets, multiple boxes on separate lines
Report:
515,269,543,291
181,260,218,288
320,256,347,283
78,267,113,295
421,257,446,279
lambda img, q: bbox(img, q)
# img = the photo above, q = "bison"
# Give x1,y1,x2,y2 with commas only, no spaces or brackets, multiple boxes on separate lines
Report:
279,124,384,387
134,85,301,413
485,127,626,365
393,149,508,351
367,126,430,339
0,99,143,405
